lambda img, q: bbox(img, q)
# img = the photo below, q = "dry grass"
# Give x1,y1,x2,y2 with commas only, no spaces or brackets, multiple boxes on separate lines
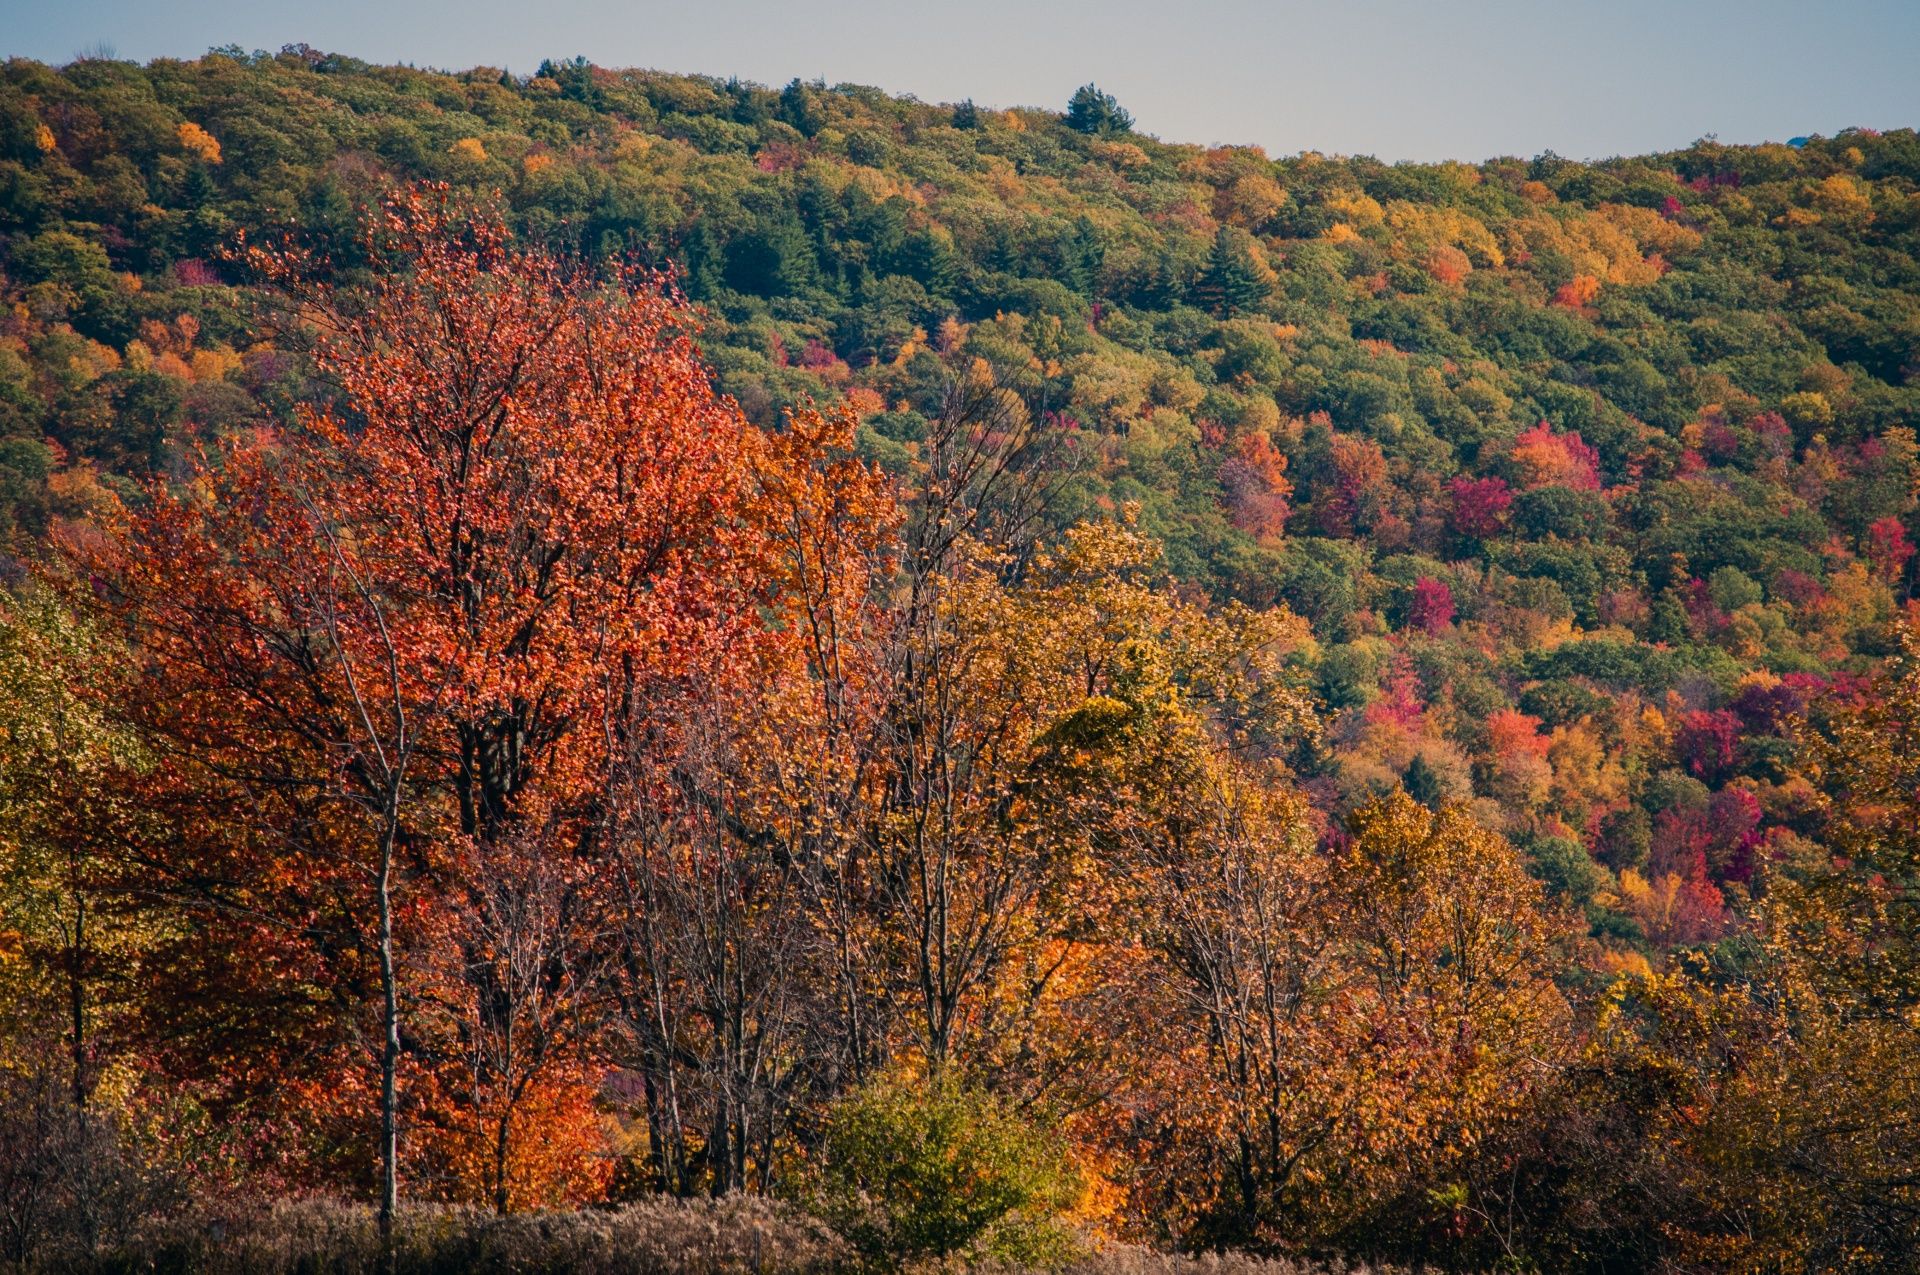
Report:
21,1193,1422,1275
32,1195,848,1274
995,1245,1412,1275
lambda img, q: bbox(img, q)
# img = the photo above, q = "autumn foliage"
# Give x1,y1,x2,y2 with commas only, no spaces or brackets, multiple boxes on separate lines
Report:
61,187,820,1221
3,52,1920,1269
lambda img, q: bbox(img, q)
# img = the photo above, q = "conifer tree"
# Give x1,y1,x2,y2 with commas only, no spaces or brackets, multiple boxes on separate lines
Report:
1194,226,1273,316
1064,83,1132,135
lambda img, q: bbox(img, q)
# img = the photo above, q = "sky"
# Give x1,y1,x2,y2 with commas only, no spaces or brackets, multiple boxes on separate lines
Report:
4,0,1918,163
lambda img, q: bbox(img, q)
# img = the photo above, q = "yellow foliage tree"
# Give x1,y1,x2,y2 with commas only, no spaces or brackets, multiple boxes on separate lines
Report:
175,121,221,163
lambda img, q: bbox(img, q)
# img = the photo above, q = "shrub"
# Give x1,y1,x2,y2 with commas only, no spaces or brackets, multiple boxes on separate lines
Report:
0,1053,181,1269
811,1073,1084,1267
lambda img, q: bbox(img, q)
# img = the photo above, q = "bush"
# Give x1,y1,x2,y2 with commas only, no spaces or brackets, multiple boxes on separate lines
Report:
0,1055,181,1269
811,1073,1084,1267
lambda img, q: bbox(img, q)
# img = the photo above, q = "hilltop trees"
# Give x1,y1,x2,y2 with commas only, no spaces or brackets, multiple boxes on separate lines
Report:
1064,84,1133,135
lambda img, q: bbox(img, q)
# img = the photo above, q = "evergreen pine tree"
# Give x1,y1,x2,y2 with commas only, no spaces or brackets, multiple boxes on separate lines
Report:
1064,84,1132,135
1403,753,1446,810
1194,226,1273,316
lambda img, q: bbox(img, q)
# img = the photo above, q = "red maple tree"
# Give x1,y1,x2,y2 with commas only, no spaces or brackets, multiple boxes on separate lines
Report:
75,186,808,1230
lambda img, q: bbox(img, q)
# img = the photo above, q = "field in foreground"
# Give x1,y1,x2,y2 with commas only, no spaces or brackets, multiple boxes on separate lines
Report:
12,1196,1406,1275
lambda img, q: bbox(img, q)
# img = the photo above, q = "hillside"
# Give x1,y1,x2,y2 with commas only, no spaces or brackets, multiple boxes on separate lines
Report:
7,49,1919,943
2,46,1920,1273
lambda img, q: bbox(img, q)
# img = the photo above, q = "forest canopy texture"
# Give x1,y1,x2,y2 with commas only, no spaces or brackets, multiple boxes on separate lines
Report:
2,46,1920,1275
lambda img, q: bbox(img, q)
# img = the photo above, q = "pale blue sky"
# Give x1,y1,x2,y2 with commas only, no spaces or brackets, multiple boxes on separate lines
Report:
4,0,1917,162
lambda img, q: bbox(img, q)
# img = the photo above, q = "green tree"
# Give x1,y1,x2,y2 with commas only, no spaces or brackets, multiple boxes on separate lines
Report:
1403,752,1446,809
1194,226,1273,316
0,587,149,1112
1064,83,1132,135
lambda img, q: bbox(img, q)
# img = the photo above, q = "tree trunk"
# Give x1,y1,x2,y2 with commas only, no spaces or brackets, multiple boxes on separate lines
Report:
377,834,400,1262
67,892,86,1114
493,1105,511,1214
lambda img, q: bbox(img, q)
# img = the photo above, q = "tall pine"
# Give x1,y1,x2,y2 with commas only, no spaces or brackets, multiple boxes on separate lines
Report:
1194,226,1273,316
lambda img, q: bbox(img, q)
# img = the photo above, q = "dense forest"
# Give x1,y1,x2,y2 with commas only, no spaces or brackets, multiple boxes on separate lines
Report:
2,45,1919,1273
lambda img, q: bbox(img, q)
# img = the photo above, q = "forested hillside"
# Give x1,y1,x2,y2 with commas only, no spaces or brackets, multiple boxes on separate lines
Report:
2,46,1919,1273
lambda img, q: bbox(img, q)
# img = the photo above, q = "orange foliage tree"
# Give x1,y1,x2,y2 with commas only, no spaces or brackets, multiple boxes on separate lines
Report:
1117,788,1572,1249
73,187,800,1227
601,398,900,1195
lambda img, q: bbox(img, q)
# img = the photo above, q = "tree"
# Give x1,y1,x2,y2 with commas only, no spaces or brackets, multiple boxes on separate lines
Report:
1864,515,1914,584
1448,476,1513,541
1116,780,1571,1251
1327,794,1573,1248
1403,753,1446,809
607,672,830,1197
1194,227,1274,317
1120,768,1330,1245
1064,84,1133,135
420,839,609,1211
597,393,902,1197
76,187,785,1238
849,371,1078,1074
0,587,147,1118
1407,577,1455,634
1509,422,1602,492
1787,621,1920,1014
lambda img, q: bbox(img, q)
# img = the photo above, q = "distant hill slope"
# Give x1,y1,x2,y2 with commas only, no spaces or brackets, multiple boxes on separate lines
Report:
2,47,1917,947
